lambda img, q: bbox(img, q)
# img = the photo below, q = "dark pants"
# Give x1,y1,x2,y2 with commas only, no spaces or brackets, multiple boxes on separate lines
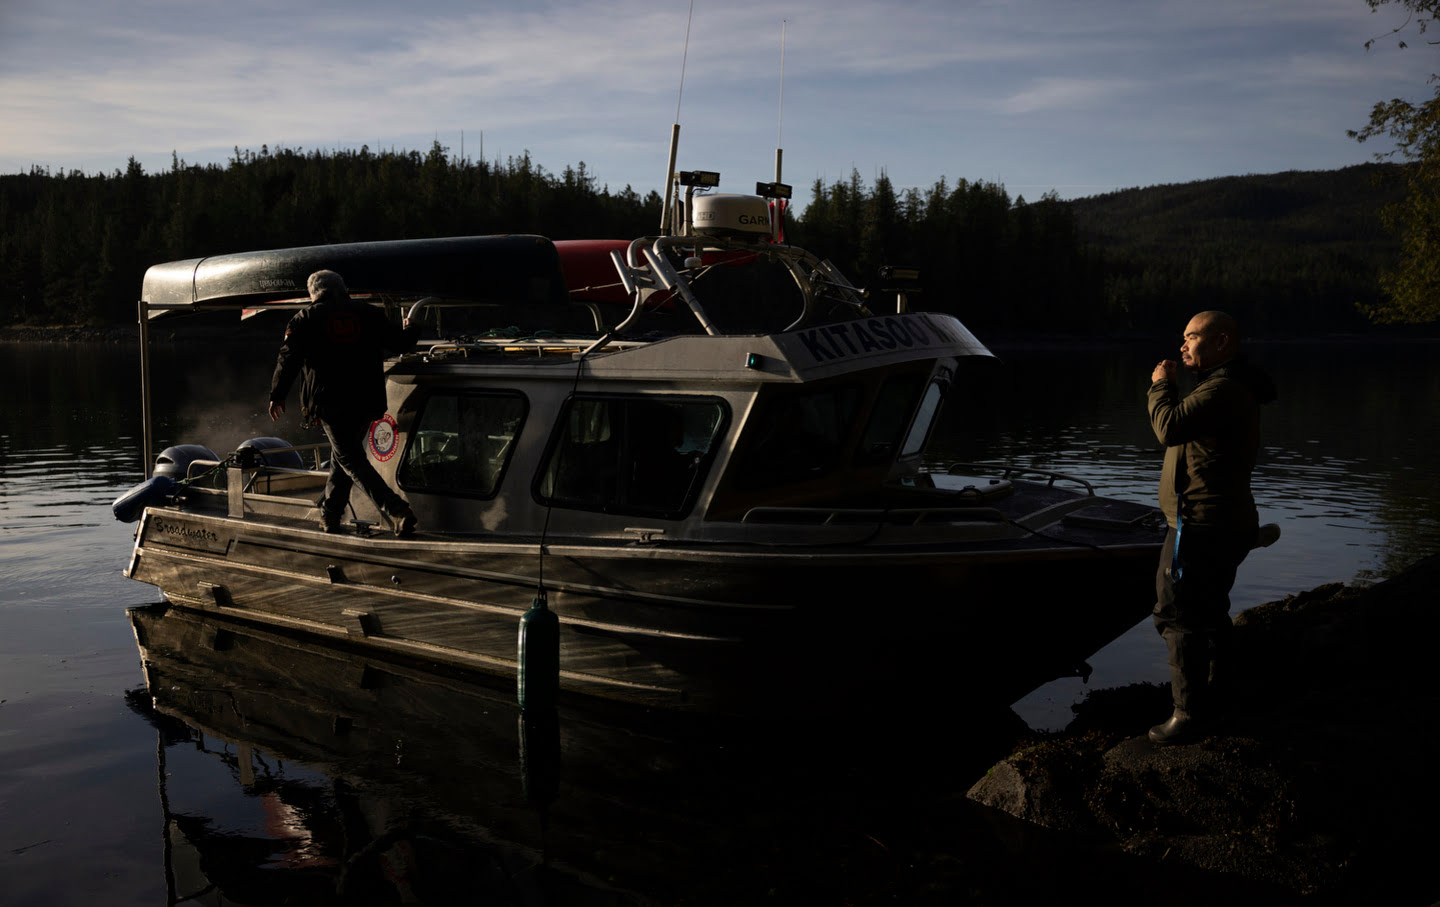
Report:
320,412,405,521
1153,524,1251,716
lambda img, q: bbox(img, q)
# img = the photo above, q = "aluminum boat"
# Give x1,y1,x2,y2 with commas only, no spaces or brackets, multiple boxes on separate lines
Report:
119,169,1164,713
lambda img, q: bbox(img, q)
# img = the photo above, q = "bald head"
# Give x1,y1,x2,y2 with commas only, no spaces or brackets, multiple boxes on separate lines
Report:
1193,310,1239,339
1180,310,1239,372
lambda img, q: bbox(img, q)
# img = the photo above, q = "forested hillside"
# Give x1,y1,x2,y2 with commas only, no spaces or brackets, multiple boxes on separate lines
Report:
1068,164,1407,335
0,146,1409,335
0,144,661,326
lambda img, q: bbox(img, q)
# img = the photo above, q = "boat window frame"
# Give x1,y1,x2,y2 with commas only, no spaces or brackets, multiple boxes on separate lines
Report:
899,375,948,458
533,392,732,521
394,388,530,500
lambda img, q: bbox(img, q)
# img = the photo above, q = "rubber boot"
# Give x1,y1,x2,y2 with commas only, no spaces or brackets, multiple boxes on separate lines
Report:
1162,630,1212,712
387,501,418,538
319,502,344,533
1207,626,1232,717
1149,709,1205,746
1151,630,1211,745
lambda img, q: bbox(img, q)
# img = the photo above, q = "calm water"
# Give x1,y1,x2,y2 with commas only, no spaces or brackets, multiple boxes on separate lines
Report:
2,337,1437,904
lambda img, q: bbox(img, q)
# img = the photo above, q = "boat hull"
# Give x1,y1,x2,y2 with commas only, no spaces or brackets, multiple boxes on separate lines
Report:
126,505,1161,713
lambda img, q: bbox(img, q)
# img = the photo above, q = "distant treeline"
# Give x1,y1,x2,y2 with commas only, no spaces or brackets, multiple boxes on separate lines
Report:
797,173,1103,332
0,144,662,325
0,144,1409,334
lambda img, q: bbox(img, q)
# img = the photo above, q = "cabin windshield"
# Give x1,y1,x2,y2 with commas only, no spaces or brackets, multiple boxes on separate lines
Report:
537,395,728,519
710,368,938,516
397,391,527,497
728,385,865,490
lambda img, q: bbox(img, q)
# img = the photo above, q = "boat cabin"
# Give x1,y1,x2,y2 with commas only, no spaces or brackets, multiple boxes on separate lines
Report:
136,206,998,543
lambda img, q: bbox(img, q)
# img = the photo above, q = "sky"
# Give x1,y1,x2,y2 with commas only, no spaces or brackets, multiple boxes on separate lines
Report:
1,0,1435,211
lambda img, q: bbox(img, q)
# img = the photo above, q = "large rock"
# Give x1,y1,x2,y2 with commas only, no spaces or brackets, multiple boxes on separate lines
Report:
968,554,1440,902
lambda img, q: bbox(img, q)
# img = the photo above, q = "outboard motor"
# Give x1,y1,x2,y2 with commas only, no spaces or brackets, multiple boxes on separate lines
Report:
236,437,305,469
153,444,219,480
112,475,177,523
114,442,219,522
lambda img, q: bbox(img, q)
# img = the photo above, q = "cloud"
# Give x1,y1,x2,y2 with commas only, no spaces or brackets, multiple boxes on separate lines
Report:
998,77,1137,115
1,0,993,166
0,0,1433,202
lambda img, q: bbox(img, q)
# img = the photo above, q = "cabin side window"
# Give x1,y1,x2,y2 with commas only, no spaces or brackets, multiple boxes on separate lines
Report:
854,372,929,466
536,396,728,519
396,391,527,498
899,380,946,457
729,385,862,490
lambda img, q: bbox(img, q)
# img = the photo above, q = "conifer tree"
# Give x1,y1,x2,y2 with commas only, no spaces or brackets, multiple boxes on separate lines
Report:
1351,0,1440,322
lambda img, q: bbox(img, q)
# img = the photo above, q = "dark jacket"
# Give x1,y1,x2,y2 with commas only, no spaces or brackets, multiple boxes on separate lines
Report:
269,289,418,423
1148,353,1277,534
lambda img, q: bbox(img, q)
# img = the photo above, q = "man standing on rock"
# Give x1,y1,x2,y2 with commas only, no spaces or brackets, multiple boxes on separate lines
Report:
269,269,419,536
1147,310,1276,745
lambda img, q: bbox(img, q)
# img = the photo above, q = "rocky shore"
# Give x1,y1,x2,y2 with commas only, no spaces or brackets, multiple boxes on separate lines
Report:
968,553,1440,904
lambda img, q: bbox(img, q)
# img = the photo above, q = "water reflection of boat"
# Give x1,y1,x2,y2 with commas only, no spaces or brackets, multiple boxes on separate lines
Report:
119,166,1163,712
130,603,663,904
127,603,1034,904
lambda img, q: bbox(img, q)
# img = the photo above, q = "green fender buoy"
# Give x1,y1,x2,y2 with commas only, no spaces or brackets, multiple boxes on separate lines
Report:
518,591,559,709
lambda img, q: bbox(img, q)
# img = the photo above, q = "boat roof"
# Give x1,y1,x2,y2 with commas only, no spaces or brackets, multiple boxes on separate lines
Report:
141,234,571,309
137,231,995,369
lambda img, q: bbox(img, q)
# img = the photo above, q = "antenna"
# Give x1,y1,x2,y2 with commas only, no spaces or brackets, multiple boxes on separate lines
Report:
767,19,789,243
776,18,786,184
660,0,696,233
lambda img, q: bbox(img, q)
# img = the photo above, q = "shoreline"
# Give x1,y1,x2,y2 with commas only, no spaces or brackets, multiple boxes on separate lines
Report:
969,552,1440,904
1,315,282,345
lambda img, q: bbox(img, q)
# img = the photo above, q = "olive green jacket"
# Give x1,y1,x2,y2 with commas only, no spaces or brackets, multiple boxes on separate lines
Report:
1148,356,1276,534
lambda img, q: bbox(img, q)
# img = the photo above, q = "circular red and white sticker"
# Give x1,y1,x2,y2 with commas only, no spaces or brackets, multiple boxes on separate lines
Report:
368,414,399,461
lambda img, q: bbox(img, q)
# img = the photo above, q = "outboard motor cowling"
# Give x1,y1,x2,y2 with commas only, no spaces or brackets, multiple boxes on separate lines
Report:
112,475,177,523
153,444,219,480
237,437,305,469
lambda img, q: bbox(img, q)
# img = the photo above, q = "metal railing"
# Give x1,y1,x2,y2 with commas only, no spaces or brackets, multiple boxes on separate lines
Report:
942,462,1095,496
740,505,1007,526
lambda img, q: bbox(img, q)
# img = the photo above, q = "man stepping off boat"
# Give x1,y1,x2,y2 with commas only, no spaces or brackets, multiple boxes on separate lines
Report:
268,269,420,536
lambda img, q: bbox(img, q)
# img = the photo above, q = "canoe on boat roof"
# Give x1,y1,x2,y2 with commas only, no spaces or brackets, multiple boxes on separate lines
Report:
140,234,571,310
